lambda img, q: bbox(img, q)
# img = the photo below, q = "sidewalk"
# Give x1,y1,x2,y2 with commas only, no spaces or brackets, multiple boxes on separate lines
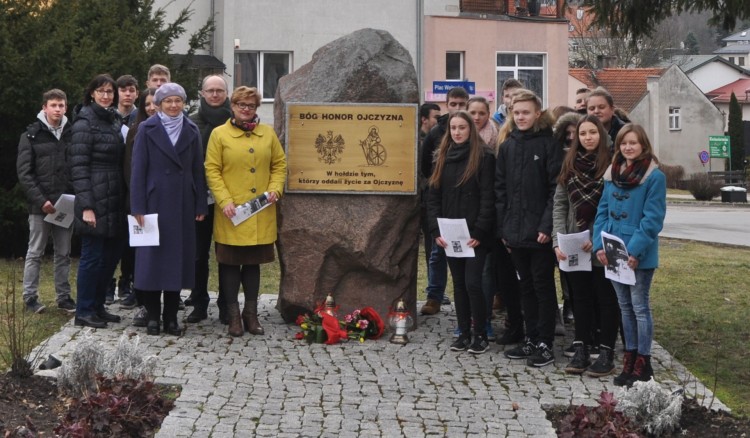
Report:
33,294,727,437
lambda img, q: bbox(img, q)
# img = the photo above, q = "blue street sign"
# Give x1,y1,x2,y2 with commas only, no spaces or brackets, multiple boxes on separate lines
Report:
432,81,476,94
698,150,709,164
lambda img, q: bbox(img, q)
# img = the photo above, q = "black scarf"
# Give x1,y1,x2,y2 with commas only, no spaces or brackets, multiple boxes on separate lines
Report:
197,97,232,146
611,155,652,189
566,151,604,229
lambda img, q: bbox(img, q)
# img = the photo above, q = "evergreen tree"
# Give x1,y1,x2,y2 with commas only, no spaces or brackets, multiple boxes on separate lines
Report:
727,92,745,172
684,32,700,55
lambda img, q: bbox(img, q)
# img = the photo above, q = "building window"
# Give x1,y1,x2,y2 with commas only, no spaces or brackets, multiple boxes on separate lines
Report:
496,52,546,104
446,52,464,80
729,56,735,64
669,107,681,130
234,51,291,100
740,57,746,66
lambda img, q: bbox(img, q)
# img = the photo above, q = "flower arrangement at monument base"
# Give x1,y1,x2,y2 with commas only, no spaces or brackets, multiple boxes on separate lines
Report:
294,303,384,345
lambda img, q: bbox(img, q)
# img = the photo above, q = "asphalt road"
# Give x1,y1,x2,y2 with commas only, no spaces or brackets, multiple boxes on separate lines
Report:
662,203,750,246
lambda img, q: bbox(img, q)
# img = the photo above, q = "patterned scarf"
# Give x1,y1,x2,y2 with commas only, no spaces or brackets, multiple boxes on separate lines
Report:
611,155,652,189
566,151,604,229
231,114,259,132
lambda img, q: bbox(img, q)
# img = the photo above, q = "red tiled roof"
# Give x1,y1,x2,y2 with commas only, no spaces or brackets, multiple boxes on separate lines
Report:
567,68,666,112
705,78,750,103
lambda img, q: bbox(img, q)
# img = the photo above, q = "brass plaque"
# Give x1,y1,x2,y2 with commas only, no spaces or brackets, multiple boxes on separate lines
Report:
285,103,418,194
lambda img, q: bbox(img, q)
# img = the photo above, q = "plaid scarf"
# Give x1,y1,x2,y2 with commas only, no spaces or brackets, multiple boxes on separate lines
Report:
566,151,604,229
611,155,652,189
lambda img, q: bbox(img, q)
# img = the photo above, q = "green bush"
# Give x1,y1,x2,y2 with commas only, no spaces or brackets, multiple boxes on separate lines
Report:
686,173,721,201
0,184,30,257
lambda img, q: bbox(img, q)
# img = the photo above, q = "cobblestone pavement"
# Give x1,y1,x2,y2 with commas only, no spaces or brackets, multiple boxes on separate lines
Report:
34,294,726,437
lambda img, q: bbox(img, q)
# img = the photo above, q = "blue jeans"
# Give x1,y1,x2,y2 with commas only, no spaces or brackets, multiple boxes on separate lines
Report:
611,269,655,355
425,243,447,302
76,235,125,317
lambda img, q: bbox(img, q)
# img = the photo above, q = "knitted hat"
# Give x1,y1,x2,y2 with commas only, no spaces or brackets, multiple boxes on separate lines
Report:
154,83,187,105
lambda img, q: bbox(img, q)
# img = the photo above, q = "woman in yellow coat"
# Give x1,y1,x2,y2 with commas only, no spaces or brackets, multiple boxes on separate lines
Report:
205,86,287,337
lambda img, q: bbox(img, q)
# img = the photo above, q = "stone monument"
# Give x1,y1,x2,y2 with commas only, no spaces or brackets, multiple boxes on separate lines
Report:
273,28,420,323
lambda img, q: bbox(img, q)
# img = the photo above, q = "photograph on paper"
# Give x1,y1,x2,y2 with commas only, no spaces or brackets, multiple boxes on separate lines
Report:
437,218,475,258
557,230,592,272
43,194,75,228
128,214,159,247
601,231,636,285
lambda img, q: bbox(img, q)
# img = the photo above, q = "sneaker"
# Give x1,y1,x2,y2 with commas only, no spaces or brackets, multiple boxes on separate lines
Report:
504,339,536,359
450,335,471,351
586,345,616,377
527,342,555,367
486,323,496,342
56,298,76,313
132,306,148,327
420,299,441,315
564,343,576,358
441,295,451,305
589,345,600,359
565,343,599,358
564,342,590,374
468,336,490,354
119,293,138,310
25,299,46,314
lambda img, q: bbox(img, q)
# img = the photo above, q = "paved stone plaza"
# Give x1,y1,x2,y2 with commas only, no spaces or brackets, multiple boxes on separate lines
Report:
34,294,726,437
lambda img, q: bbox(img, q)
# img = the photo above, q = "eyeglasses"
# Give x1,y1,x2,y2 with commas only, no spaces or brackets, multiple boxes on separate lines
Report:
203,88,226,95
94,89,114,96
161,98,184,106
235,102,257,110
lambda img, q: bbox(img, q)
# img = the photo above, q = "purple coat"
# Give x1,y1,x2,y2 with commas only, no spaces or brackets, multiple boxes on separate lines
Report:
130,115,208,291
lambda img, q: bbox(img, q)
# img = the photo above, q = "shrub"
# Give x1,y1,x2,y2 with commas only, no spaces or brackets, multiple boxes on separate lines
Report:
57,333,157,398
0,184,30,258
685,173,721,201
557,391,643,438
660,163,685,189
617,379,682,436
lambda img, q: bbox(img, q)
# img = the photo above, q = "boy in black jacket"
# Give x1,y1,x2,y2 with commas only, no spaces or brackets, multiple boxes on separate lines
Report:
495,89,562,367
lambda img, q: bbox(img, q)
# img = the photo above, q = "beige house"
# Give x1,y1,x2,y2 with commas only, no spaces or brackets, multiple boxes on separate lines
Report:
570,66,725,174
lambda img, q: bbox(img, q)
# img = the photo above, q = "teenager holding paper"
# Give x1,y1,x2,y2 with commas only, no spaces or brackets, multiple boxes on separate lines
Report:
130,83,208,336
426,110,495,354
552,115,619,376
204,86,286,337
592,124,666,386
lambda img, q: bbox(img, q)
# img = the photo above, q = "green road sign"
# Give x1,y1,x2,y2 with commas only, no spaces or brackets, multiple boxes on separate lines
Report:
708,135,730,158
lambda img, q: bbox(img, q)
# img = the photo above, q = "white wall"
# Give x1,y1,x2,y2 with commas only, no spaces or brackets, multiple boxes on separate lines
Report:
688,62,750,93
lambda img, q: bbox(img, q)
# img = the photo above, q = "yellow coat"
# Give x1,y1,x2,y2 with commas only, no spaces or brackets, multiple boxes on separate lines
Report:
205,120,287,246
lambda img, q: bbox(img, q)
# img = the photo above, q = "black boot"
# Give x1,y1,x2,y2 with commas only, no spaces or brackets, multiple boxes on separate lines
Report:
626,354,654,387
162,291,182,336
586,345,616,377
564,341,590,374
186,305,208,323
614,350,637,386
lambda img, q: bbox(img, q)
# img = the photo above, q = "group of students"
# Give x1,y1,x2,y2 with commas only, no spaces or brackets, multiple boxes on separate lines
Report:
17,65,286,338
419,81,666,388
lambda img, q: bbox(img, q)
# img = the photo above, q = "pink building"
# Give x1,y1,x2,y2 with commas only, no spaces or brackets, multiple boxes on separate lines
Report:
423,1,569,111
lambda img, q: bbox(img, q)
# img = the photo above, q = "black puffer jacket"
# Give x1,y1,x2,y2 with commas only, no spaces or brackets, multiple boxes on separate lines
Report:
69,103,126,237
16,119,73,214
427,143,495,245
495,126,562,248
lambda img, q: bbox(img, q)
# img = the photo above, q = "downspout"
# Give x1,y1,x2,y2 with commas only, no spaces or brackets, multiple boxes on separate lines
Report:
417,0,423,103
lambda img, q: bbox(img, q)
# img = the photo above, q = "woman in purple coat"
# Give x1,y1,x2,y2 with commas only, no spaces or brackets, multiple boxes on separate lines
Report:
131,83,208,336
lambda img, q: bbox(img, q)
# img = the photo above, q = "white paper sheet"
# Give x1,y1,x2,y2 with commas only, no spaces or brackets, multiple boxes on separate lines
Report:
207,190,215,206
557,230,592,272
128,214,159,247
43,194,75,228
601,231,636,285
231,193,271,226
437,218,475,258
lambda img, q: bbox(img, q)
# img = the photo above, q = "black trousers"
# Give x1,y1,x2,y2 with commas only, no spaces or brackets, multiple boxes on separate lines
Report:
447,246,488,337
566,266,620,348
143,290,180,324
510,246,558,346
190,209,214,310
494,240,523,331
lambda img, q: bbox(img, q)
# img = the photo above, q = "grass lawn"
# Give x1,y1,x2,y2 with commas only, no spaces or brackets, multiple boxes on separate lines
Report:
0,238,747,417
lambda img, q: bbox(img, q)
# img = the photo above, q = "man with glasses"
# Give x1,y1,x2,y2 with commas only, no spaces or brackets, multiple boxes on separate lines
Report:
184,75,232,323
419,87,469,316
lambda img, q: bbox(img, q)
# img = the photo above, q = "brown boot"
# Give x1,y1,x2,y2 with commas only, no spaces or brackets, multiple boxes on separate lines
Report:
242,300,264,335
420,298,441,315
227,303,243,337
